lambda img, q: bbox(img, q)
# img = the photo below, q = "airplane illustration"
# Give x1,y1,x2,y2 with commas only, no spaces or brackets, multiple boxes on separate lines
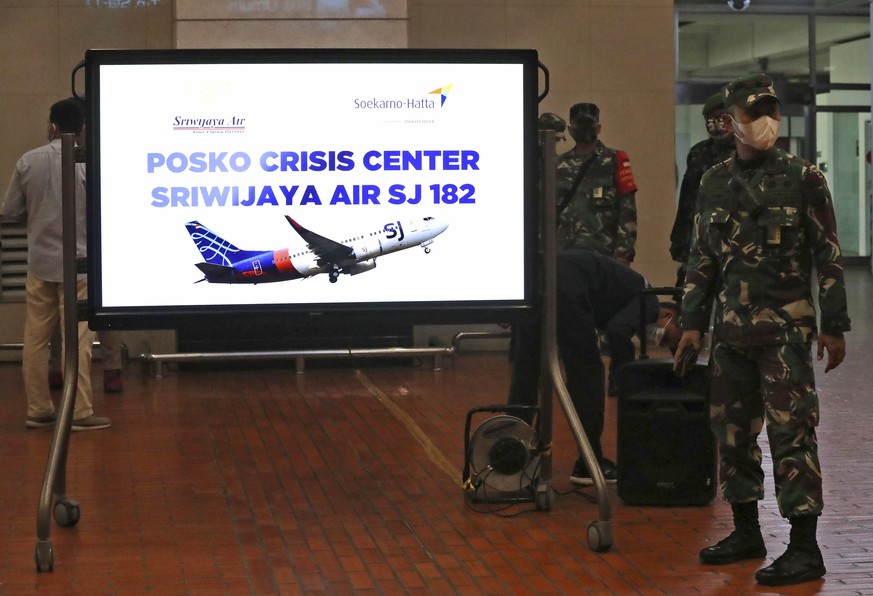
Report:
186,215,448,284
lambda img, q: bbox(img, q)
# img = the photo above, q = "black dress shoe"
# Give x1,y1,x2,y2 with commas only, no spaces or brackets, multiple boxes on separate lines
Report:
699,530,767,565
570,458,618,486
600,459,618,483
755,545,826,586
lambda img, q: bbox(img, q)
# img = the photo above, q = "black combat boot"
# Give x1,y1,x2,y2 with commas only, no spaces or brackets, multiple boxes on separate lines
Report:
700,501,767,565
755,516,826,586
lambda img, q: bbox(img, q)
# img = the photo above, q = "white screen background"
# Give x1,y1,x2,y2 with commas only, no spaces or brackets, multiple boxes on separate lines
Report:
96,60,527,308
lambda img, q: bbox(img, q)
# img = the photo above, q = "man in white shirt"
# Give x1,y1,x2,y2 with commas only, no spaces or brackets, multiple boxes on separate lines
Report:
2,97,110,431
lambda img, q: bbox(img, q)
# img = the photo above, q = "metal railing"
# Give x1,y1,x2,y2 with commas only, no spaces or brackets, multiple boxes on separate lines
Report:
138,330,512,377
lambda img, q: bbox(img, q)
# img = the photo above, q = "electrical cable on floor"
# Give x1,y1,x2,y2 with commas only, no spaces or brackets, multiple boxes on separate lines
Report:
553,486,599,504
463,463,540,517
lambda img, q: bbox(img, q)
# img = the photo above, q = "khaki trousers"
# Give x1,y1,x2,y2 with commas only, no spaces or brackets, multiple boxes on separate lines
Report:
50,328,124,371
23,272,94,419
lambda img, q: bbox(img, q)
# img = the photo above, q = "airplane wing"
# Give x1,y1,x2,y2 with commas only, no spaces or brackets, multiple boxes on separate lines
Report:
284,215,354,264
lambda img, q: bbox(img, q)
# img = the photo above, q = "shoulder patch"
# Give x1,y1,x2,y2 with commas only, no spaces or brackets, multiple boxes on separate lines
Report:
614,150,637,195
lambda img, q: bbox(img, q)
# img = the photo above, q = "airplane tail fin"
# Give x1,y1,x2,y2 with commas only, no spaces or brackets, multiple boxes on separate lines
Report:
185,221,262,266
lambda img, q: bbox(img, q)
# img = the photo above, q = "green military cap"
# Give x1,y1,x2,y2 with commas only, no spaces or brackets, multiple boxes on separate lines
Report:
723,73,780,109
569,102,600,125
538,112,566,132
701,91,725,116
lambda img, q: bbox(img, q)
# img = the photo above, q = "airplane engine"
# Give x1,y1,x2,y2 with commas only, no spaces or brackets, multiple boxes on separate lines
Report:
346,259,377,276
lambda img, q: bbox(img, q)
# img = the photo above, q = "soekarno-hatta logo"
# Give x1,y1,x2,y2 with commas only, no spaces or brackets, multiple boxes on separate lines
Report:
353,84,454,110
429,83,453,107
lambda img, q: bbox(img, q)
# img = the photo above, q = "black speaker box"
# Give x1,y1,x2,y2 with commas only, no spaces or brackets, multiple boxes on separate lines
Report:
616,359,716,506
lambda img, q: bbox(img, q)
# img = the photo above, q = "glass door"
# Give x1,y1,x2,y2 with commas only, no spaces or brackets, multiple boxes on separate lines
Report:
674,2,871,261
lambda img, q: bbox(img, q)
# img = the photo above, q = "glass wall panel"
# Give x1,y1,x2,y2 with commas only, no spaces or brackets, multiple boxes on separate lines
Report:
675,2,871,258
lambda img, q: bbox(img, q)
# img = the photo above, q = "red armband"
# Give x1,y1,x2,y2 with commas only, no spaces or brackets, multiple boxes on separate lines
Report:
615,150,638,195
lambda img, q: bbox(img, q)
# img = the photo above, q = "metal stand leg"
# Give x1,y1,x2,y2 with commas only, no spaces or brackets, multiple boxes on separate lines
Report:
35,133,82,572
539,129,612,551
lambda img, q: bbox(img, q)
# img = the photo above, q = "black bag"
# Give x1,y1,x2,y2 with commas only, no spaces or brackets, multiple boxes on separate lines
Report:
615,287,716,506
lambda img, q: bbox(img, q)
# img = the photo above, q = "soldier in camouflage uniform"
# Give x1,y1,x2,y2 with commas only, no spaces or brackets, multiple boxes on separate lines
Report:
557,102,639,395
669,90,734,289
556,103,638,264
675,74,851,587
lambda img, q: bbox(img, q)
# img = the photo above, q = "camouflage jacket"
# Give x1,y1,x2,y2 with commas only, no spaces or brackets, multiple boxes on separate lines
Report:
555,142,637,261
669,136,734,263
681,147,851,346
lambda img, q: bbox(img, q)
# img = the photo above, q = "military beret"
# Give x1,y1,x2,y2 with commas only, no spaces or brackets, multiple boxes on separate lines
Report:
569,102,600,125
538,112,566,132
701,92,725,116
723,73,780,109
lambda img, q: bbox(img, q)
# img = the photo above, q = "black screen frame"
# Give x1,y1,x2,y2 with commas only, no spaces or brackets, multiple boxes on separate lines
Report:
84,47,540,330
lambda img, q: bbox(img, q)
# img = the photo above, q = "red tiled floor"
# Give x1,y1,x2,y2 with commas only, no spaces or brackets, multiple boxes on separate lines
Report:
0,267,871,594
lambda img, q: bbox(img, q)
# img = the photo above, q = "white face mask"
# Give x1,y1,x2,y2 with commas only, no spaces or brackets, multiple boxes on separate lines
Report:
731,115,780,150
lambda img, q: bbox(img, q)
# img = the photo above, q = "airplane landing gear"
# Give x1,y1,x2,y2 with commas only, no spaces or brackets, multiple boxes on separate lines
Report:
329,266,340,283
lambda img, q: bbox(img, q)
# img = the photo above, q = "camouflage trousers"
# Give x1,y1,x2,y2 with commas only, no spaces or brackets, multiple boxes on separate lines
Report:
709,340,823,518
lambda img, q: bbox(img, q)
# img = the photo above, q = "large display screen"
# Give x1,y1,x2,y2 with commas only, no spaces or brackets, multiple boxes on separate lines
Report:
84,48,539,329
